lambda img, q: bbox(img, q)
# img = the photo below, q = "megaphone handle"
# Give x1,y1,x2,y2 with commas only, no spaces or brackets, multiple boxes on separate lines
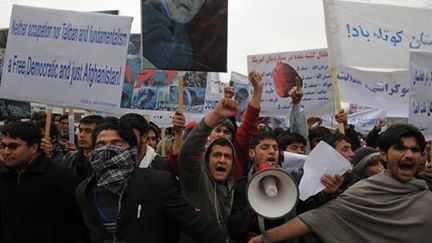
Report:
258,216,270,243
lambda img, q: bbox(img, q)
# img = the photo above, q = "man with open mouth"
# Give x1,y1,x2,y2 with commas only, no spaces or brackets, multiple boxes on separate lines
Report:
228,131,297,243
248,123,432,243
179,98,238,243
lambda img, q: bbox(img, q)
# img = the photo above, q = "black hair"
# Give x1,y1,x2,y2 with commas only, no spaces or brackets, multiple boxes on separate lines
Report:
2,121,42,148
119,113,149,134
378,123,426,152
79,115,104,126
277,132,307,151
321,133,351,149
31,111,46,122
34,120,59,141
272,127,285,139
103,116,119,123
308,126,332,142
91,121,137,149
59,114,69,122
250,130,277,150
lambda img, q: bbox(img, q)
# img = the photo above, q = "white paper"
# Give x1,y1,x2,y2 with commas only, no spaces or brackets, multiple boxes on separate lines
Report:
282,151,307,173
299,141,352,201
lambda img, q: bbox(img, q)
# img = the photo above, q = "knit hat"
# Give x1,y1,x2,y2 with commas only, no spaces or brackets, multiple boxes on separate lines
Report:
352,147,380,176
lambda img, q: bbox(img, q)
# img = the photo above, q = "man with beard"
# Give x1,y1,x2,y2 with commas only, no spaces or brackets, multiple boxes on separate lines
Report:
75,121,224,242
248,124,432,243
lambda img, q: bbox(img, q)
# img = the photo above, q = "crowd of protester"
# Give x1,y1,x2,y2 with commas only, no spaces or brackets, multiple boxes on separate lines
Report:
0,71,431,243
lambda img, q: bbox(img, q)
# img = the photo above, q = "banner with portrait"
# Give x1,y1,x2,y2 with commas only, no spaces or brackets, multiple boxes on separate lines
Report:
141,0,227,72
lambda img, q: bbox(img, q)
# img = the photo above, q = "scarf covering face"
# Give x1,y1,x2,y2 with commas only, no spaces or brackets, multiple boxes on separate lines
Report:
298,173,432,243
90,145,138,187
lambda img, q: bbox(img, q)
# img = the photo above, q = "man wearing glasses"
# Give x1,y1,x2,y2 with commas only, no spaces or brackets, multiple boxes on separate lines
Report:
0,121,86,242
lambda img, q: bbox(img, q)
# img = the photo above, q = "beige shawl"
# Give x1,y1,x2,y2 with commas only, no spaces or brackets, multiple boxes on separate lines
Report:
299,173,432,243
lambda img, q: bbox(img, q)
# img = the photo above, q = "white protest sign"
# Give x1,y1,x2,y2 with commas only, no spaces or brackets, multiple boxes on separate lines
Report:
337,67,409,117
409,51,432,141
248,49,334,117
1,5,132,112
324,0,432,69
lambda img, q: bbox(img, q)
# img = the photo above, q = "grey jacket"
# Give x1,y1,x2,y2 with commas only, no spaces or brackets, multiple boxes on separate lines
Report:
179,118,237,243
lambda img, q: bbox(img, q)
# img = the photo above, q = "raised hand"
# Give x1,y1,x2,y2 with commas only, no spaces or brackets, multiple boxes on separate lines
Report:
172,111,186,133
249,70,264,91
289,77,304,104
335,109,348,126
224,86,236,99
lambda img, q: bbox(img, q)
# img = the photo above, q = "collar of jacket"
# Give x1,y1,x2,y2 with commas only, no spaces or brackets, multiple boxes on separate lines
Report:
0,152,49,174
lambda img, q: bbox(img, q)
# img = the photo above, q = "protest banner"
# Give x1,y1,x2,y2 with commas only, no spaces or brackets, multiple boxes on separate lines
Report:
247,49,334,117
121,69,206,112
409,51,432,141
141,0,227,72
1,5,132,113
324,0,432,69
324,0,432,117
337,67,409,117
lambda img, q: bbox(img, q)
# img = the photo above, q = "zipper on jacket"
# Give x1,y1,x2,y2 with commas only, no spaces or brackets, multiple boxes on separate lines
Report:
16,170,23,184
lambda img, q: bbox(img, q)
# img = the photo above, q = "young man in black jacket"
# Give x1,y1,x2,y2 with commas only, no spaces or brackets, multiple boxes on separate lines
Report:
76,121,224,243
0,122,86,242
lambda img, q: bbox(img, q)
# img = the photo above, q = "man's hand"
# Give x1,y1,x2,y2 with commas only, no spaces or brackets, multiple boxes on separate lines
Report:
335,109,348,127
307,116,323,129
214,98,239,118
63,141,76,152
205,98,239,127
289,77,303,104
40,138,53,157
249,70,264,91
320,174,344,198
224,86,236,99
248,235,265,243
377,119,386,129
172,111,186,133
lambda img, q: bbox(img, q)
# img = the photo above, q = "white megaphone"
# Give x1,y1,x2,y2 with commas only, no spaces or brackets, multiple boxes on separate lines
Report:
247,167,299,219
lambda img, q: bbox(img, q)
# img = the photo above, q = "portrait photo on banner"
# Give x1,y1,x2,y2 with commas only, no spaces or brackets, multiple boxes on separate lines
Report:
141,0,227,72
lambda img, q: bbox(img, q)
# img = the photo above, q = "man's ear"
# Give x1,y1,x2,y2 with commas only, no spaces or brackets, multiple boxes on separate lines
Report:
248,148,255,159
30,143,39,155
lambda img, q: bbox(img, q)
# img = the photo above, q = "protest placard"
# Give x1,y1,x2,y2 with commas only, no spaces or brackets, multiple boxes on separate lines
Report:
1,5,132,112
248,49,334,117
409,51,432,141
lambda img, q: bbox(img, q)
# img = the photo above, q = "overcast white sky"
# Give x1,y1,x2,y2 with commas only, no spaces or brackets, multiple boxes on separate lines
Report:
1,0,430,81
